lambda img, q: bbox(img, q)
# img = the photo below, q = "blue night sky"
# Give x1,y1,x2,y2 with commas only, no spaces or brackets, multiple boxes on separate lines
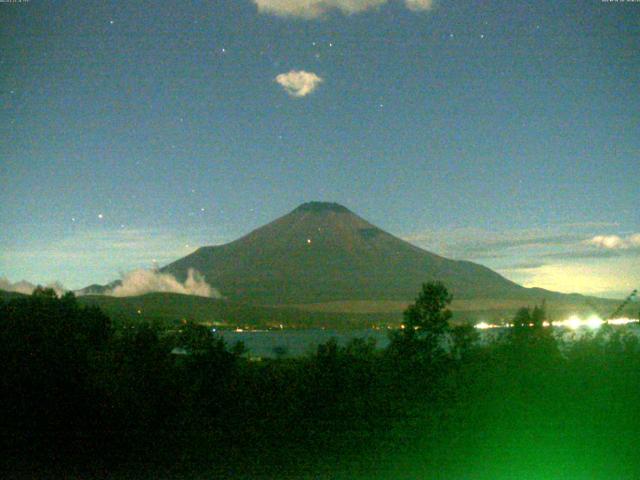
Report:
1,0,638,297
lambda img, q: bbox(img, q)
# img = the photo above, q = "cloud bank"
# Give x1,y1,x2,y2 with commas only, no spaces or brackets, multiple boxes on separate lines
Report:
0,269,221,299
586,234,640,250
0,277,66,297
107,268,221,298
275,70,323,97
253,0,433,18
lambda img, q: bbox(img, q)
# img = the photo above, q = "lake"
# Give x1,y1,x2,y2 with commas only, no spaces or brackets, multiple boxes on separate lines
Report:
217,328,392,358
217,323,640,358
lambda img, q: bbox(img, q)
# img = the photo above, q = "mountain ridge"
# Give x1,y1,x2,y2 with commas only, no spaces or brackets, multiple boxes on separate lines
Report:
161,202,542,304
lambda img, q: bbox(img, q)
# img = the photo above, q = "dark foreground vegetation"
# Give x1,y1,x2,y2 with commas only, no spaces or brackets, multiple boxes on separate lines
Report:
2,284,640,479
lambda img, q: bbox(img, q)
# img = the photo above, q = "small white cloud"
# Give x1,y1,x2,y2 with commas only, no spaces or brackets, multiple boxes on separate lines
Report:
587,235,625,249
404,0,434,11
275,70,323,97
586,234,640,250
253,0,434,18
107,268,221,298
253,0,387,19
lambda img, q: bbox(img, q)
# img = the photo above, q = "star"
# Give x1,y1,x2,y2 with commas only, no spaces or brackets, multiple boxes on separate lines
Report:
98,213,104,219
109,20,114,25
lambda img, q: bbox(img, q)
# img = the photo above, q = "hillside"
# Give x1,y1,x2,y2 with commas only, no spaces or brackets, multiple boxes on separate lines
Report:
75,292,394,329
1,288,634,328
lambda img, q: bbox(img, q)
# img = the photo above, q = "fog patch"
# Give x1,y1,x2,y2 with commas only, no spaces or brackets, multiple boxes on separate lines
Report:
107,268,221,298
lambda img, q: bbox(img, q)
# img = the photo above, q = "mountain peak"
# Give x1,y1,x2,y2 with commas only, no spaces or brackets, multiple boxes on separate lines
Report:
162,202,525,304
293,202,352,214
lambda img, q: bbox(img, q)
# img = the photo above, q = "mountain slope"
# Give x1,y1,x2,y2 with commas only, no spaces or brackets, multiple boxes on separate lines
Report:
162,202,533,304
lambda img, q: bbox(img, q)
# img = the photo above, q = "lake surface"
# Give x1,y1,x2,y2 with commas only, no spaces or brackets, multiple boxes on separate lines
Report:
218,328,391,358
218,324,640,358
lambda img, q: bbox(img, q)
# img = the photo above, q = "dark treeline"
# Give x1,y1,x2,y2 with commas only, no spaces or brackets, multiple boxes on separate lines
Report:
2,284,640,479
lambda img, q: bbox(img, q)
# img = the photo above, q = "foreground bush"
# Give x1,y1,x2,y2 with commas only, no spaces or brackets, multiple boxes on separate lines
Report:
2,287,640,479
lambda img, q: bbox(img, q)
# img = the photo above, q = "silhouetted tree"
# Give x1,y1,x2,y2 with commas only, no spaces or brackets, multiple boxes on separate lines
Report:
273,345,288,359
404,281,453,335
169,322,244,425
389,281,453,364
451,322,479,360
512,306,532,336
531,303,545,329
507,303,559,364
0,289,112,456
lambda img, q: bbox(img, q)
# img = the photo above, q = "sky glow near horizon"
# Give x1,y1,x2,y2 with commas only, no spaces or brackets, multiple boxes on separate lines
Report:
1,0,638,297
